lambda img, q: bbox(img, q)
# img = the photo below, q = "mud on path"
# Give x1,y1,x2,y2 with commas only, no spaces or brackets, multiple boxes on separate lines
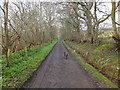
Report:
21,40,106,88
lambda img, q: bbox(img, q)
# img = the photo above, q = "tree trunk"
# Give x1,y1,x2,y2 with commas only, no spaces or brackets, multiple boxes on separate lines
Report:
4,1,10,67
112,1,119,38
85,8,94,44
111,1,120,53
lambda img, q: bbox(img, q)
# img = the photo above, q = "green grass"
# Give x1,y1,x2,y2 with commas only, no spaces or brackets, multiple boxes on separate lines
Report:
63,40,118,88
1,40,57,88
65,41,118,80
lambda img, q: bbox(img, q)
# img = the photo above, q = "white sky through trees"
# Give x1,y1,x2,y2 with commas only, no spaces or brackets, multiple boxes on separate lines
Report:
0,0,120,29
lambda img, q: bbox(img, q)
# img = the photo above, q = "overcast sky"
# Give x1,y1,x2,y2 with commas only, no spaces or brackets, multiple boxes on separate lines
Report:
0,0,120,3
0,0,120,28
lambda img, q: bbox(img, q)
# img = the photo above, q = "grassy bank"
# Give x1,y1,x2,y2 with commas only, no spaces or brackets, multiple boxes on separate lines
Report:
63,40,118,88
1,40,57,88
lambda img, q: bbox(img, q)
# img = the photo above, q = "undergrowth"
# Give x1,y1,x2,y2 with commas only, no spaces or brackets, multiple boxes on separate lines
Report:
1,40,57,88
63,40,118,88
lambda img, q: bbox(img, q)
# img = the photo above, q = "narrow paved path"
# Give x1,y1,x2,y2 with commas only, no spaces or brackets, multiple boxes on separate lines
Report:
22,40,103,88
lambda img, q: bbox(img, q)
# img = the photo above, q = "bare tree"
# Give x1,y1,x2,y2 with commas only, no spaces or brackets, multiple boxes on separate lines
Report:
4,0,10,67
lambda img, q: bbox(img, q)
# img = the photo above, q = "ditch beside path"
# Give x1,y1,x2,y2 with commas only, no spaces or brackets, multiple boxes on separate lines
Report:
22,40,106,88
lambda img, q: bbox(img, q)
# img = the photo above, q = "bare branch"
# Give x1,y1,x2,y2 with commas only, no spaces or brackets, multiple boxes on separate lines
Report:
98,14,111,24
0,5,5,14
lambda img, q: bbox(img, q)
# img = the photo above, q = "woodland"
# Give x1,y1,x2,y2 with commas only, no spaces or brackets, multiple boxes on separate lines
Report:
0,0,120,88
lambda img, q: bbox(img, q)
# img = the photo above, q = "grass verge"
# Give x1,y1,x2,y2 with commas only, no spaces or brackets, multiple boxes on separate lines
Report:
63,40,118,88
1,40,57,88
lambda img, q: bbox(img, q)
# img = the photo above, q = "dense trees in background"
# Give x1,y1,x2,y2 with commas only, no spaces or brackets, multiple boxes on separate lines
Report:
57,1,120,84
0,1,57,67
59,1,120,44
0,0,120,67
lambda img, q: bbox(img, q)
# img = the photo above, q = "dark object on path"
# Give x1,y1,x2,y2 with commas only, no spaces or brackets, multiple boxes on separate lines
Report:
64,52,68,59
71,39,74,42
21,41,105,88
83,40,88,43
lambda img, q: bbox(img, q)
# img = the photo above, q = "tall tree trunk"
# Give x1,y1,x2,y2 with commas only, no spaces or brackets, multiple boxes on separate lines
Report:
111,1,120,50
86,10,94,44
4,0,10,67
112,1,118,37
